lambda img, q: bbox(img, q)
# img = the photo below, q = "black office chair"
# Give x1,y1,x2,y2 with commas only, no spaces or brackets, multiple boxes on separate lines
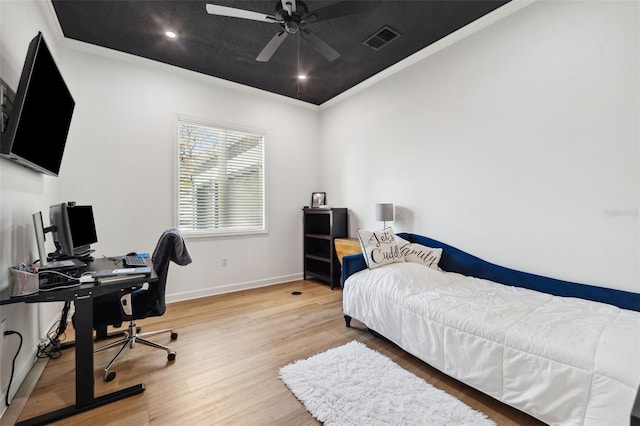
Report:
92,227,192,381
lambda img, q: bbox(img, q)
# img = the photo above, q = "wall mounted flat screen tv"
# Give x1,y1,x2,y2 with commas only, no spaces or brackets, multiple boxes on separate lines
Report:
0,32,75,176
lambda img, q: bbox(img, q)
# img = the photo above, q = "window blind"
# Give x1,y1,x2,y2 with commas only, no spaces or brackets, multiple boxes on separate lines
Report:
178,118,265,235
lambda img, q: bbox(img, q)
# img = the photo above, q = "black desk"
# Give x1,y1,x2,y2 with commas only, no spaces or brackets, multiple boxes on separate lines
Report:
0,257,157,425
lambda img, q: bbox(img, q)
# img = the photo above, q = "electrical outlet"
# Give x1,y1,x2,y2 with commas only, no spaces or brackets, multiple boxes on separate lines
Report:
221,257,228,267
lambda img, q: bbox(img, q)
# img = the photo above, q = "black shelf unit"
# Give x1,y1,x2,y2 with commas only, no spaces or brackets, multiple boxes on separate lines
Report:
303,208,348,289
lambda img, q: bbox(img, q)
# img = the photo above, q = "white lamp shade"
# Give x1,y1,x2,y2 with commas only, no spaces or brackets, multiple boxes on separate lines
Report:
376,203,394,222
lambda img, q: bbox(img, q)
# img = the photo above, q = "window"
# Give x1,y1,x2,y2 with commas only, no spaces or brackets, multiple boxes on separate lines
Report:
177,116,265,236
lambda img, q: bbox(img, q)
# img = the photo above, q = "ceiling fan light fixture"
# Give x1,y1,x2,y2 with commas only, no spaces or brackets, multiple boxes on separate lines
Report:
206,0,340,64
285,20,299,34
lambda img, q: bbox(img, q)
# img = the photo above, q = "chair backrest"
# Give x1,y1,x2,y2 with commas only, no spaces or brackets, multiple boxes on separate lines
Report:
140,228,192,317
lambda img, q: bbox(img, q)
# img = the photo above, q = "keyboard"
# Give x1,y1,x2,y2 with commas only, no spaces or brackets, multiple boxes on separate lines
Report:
124,255,147,267
93,267,151,278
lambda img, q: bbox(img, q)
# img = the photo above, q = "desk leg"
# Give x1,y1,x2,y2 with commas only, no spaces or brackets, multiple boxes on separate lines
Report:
16,385,145,426
74,294,95,405
15,293,145,426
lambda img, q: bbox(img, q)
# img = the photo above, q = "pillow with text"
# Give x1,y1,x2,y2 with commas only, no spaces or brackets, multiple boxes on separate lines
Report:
357,227,405,269
395,235,442,269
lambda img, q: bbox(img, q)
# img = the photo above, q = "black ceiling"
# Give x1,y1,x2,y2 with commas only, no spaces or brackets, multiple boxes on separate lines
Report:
51,0,509,105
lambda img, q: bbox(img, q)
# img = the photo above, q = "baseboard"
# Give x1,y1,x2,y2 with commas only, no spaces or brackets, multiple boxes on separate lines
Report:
165,273,303,304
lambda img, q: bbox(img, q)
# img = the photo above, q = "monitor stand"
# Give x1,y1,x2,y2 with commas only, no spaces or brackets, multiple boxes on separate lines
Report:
74,248,95,259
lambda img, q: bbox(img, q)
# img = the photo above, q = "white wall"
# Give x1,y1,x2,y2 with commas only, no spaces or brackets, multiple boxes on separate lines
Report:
320,0,639,292
56,43,320,300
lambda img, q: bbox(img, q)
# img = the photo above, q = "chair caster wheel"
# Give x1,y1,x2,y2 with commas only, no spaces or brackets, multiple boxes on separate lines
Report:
105,371,116,382
168,351,176,361
136,327,142,333
170,332,178,340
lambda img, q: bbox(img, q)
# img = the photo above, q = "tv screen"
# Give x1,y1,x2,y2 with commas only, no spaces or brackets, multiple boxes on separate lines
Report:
0,32,75,176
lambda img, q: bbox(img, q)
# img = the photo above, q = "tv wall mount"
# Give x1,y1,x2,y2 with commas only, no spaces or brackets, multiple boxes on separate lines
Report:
0,80,14,134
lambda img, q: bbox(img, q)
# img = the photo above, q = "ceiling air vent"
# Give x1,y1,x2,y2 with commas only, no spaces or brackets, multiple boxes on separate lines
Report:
363,26,401,51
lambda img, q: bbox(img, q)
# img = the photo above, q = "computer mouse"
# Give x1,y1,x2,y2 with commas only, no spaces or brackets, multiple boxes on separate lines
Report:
126,252,137,256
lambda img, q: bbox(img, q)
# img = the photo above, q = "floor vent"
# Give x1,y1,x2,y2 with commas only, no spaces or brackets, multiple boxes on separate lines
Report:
363,26,401,51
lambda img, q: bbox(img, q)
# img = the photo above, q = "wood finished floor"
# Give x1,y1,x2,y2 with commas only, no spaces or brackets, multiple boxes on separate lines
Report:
13,280,545,425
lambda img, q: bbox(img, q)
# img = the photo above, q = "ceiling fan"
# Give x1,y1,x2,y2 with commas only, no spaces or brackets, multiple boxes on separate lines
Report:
205,1,363,63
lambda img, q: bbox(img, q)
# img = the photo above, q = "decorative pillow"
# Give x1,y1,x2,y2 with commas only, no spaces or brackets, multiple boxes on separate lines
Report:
395,235,442,270
357,227,405,269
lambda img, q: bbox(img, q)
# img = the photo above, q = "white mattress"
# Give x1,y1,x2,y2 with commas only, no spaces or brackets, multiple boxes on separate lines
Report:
343,262,640,425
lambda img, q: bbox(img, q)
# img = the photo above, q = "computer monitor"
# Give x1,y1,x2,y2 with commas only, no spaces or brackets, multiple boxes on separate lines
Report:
67,205,98,257
49,202,98,259
32,210,49,267
32,210,83,269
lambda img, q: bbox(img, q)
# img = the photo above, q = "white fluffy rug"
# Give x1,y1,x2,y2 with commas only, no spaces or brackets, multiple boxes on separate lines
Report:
280,341,496,426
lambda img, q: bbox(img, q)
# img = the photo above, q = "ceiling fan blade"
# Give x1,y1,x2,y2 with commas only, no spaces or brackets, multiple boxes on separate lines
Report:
256,31,289,62
306,1,369,23
206,4,277,23
300,29,340,62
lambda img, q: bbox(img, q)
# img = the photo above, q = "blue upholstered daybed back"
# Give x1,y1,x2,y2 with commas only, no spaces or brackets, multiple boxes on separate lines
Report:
342,232,640,312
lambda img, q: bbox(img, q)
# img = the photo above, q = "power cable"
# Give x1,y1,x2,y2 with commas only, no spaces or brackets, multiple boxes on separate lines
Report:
3,330,23,407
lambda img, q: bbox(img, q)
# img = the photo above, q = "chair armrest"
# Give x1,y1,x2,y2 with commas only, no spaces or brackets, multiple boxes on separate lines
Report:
342,253,367,284
120,293,133,316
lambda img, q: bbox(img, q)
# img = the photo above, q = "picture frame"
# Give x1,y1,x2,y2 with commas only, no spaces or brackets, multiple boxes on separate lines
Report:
311,192,326,208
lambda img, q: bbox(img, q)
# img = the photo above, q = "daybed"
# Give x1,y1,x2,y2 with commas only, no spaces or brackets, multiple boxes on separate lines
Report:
342,231,640,425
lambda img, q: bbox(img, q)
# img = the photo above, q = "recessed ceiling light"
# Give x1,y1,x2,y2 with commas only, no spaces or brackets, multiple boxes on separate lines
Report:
165,31,177,39
298,74,307,80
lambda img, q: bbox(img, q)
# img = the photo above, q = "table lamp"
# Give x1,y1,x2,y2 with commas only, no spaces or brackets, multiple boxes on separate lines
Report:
376,203,394,229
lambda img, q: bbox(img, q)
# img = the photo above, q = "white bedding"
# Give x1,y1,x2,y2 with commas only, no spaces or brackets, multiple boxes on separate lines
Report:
343,262,640,425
